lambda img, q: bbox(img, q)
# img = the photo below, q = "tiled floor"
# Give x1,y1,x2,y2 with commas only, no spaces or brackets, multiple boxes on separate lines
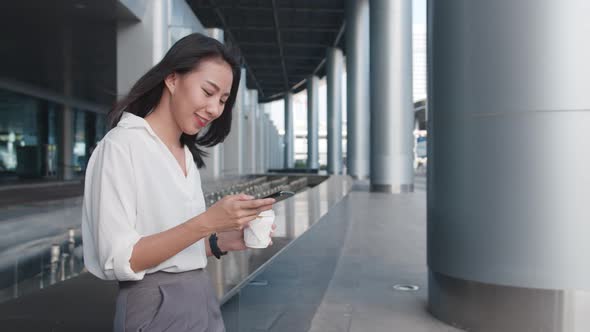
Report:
308,177,462,332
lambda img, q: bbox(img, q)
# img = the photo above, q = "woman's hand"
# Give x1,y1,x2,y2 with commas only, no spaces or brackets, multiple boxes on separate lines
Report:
200,194,275,233
217,224,277,252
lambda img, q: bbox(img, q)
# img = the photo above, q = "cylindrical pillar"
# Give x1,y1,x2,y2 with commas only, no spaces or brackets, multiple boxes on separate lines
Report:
270,123,274,169
259,106,268,173
278,125,282,169
306,76,320,170
326,48,344,174
224,67,246,175
246,89,258,174
278,126,282,169
116,0,169,95
346,0,371,179
428,1,590,331
201,28,225,179
271,121,276,170
272,118,276,170
206,27,224,43
265,114,271,171
280,134,285,169
58,108,74,180
59,25,74,181
272,127,277,170
284,92,294,169
84,112,97,167
269,122,274,170
369,0,414,192
271,124,275,169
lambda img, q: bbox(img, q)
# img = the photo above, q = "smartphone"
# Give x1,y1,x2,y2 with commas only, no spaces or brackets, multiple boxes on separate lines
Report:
263,190,295,203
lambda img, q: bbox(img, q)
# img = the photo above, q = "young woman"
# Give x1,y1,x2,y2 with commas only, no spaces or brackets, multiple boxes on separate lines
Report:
81,33,275,331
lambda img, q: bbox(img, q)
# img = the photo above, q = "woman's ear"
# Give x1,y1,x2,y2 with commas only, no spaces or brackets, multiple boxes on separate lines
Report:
164,73,177,95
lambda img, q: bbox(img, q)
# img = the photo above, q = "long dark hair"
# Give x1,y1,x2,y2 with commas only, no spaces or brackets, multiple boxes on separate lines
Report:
107,33,241,168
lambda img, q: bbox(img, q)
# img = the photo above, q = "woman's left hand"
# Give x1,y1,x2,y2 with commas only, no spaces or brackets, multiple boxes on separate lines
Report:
217,224,276,252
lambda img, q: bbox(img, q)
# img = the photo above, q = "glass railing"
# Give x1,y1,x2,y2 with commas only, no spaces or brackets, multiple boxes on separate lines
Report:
0,175,322,305
0,227,84,303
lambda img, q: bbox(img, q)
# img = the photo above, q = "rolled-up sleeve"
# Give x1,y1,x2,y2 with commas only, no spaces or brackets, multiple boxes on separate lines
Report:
83,138,146,281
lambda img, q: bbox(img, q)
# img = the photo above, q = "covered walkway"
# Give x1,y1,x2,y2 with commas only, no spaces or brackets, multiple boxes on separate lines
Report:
221,176,460,332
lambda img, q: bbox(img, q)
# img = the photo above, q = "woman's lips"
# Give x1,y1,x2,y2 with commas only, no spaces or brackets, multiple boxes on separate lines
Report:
195,114,208,127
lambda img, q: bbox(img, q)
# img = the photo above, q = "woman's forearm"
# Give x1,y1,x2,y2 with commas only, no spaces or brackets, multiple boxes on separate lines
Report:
128,194,272,272
129,214,214,273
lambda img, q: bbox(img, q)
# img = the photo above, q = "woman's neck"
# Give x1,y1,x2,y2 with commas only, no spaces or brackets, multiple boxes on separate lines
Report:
145,96,183,149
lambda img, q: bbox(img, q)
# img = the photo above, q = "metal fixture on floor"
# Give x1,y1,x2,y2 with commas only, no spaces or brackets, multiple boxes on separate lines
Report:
248,280,269,287
393,284,420,292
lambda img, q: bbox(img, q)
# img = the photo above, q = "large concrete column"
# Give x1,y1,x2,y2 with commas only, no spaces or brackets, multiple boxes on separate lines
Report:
59,25,74,181
326,48,344,174
258,105,267,173
269,118,275,170
346,0,371,179
271,124,277,169
306,76,320,170
284,92,294,168
117,0,169,94
263,113,270,171
245,89,258,173
369,0,413,192
271,119,275,169
267,116,272,171
269,123,274,169
428,1,590,331
274,124,278,169
279,134,285,169
275,126,282,169
84,112,97,165
223,67,246,175
200,27,225,179
206,26,223,42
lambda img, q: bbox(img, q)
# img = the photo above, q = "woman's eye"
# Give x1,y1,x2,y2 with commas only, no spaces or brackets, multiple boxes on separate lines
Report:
202,89,212,96
219,100,227,106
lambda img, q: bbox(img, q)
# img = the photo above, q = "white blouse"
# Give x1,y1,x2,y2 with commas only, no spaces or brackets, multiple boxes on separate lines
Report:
82,112,208,281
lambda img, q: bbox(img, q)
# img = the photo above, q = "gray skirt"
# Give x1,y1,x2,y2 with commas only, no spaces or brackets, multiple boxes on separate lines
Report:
114,269,225,332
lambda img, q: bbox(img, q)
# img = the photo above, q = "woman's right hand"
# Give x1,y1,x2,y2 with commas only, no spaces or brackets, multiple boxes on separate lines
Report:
201,194,275,233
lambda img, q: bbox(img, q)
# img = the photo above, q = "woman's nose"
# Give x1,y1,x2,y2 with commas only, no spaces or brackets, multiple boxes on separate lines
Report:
205,103,221,119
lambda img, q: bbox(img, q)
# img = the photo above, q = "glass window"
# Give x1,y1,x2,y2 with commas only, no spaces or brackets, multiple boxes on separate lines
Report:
72,109,86,173
0,89,40,173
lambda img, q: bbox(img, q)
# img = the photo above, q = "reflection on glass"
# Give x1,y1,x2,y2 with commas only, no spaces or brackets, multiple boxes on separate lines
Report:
72,109,86,173
0,88,106,180
0,228,84,304
0,175,346,310
0,90,40,174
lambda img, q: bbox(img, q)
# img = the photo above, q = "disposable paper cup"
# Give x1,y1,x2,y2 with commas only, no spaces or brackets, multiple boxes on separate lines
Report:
244,209,275,248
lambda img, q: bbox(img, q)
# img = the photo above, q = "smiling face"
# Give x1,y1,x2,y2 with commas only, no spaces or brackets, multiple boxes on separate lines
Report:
165,57,234,136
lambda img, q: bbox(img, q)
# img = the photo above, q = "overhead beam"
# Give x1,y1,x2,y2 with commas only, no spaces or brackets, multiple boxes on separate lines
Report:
208,0,265,97
246,54,324,60
333,22,346,46
196,6,344,13
255,77,309,82
252,64,316,71
265,78,308,81
271,0,289,91
240,42,332,48
228,26,340,33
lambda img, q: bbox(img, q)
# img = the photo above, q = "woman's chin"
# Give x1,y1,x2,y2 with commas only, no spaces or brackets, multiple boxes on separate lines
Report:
183,125,201,136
